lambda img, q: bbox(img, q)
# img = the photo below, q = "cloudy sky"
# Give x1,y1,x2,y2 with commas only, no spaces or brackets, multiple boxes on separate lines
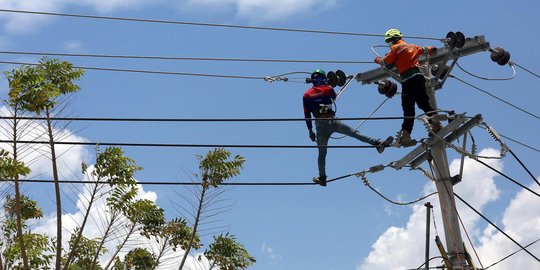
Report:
0,0,539,269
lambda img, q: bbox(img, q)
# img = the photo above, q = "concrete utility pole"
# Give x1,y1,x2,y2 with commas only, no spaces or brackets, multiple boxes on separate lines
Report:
356,35,490,269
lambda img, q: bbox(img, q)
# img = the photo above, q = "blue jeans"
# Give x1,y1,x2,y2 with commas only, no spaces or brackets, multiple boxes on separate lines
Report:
315,119,379,178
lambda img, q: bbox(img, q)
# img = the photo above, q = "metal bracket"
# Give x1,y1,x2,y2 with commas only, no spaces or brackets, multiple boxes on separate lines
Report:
356,35,490,85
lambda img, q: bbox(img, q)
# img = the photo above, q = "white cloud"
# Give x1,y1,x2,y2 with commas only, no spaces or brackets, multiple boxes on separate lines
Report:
262,242,283,263
63,41,86,53
476,182,540,269
358,148,508,270
0,106,89,180
182,0,337,23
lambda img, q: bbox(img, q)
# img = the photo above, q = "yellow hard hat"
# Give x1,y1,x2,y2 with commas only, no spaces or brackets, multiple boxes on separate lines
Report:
385,28,403,42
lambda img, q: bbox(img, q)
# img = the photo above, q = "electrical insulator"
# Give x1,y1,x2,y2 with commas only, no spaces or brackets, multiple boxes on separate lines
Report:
327,70,347,87
377,79,398,98
431,64,450,79
446,31,465,49
490,47,511,66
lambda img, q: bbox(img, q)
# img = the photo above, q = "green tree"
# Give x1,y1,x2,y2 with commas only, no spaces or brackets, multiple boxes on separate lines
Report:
63,233,106,270
1,194,54,270
5,57,84,270
204,233,255,270
112,248,156,270
178,148,245,270
0,148,31,270
63,147,141,270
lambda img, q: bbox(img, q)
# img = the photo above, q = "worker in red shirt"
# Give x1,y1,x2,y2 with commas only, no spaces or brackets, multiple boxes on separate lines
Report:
375,29,441,146
304,69,393,186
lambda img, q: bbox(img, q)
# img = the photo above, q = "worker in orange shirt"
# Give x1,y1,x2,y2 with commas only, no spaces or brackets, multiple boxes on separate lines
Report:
375,28,441,146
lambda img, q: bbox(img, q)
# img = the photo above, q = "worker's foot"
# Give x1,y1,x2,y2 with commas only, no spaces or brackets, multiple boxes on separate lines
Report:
375,136,394,153
313,175,327,186
399,129,417,147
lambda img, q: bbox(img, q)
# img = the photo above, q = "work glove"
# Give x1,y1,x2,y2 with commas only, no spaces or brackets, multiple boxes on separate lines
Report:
429,46,437,54
374,56,382,64
309,130,316,142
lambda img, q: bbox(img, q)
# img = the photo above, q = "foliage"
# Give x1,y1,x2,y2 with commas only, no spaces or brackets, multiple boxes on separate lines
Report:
0,149,31,179
63,233,106,270
203,233,255,270
163,218,201,252
196,148,245,188
112,248,156,270
1,195,53,270
5,57,84,113
125,199,165,238
94,147,142,186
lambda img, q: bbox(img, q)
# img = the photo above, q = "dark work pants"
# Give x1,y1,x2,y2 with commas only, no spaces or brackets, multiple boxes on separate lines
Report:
401,75,436,134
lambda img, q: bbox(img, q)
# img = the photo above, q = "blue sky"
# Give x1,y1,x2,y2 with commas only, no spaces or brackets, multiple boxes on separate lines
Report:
0,0,539,269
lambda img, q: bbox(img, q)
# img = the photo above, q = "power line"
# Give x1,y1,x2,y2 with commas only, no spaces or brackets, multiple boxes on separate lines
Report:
512,61,540,79
474,158,540,198
0,116,407,122
0,60,265,80
0,51,371,64
452,75,540,120
0,140,379,149
499,133,540,153
454,192,540,264
484,238,540,269
3,173,354,186
0,9,441,41
3,178,315,186
507,148,540,188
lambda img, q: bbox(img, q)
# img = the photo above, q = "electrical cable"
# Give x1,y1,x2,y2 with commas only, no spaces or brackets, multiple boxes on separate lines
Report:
483,238,540,269
0,51,372,64
366,185,437,206
0,9,442,41
512,61,540,79
452,75,540,120
331,97,391,139
456,206,485,269
454,192,540,264
0,60,264,80
0,116,414,122
2,173,353,186
0,139,380,149
499,133,540,153
3,178,315,186
506,147,540,188
473,158,540,198
455,61,516,81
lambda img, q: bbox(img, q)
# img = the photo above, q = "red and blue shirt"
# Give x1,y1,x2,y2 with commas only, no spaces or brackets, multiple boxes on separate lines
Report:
303,84,336,130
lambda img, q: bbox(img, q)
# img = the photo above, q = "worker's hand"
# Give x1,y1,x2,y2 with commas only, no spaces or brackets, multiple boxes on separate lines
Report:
429,46,437,54
374,56,382,64
309,130,316,142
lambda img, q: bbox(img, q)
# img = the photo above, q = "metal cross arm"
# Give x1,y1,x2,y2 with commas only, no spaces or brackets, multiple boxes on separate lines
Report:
390,114,483,170
355,35,491,85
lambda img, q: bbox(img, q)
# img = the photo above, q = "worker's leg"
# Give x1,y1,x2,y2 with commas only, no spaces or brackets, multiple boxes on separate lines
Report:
411,75,436,115
401,80,416,134
332,119,380,145
315,121,332,178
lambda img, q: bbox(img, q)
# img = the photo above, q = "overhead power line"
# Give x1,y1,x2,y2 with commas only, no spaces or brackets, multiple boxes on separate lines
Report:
4,178,316,186
452,75,540,120
474,158,540,198
0,51,371,64
512,61,540,79
454,193,540,264
0,9,441,41
0,60,264,80
0,140,379,149
0,116,407,122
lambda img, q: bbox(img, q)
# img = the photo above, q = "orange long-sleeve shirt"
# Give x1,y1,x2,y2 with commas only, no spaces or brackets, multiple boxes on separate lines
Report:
376,39,435,75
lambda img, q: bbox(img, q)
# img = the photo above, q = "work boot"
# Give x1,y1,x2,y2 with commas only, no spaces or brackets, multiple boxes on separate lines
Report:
430,119,442,134
375,136,394,154
399,129,416,147
313,175,327,186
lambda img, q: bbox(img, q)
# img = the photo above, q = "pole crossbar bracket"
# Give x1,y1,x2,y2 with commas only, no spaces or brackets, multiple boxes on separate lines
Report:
390,114,483,170
356,35,490,85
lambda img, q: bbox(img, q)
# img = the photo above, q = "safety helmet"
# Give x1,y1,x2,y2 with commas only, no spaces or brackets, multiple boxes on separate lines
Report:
385,28,403,43
311,68,326,79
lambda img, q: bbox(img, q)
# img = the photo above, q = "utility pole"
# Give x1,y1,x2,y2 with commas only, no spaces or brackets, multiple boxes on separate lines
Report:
356,34,491,269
